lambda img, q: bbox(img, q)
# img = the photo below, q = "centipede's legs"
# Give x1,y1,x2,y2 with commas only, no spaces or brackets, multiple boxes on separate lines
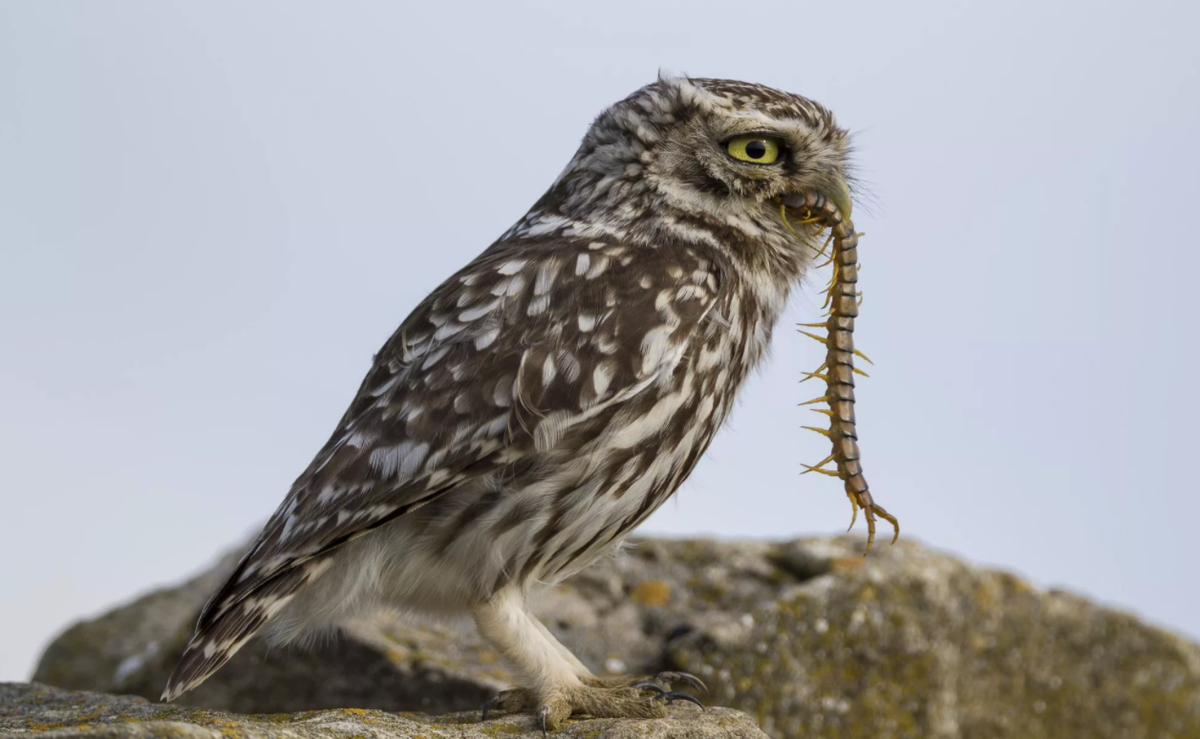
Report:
849,490,900,555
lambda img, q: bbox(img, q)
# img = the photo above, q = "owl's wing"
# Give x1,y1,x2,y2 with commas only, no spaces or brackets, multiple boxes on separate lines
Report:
162,236,722,700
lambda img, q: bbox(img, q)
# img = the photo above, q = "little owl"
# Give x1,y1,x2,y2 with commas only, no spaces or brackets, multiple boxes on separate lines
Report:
164,73,858,730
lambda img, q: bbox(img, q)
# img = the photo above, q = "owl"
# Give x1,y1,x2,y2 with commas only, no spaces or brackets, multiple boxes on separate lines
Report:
163,73,857,730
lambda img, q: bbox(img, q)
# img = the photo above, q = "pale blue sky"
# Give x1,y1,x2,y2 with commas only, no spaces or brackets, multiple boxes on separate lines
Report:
2,0,1198,681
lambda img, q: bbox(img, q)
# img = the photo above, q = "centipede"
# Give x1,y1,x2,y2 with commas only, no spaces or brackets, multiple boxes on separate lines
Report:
778,190,899,556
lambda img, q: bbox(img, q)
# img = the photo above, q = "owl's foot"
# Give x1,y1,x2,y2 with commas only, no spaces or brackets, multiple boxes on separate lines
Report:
582,670,707,694
480,680,702,733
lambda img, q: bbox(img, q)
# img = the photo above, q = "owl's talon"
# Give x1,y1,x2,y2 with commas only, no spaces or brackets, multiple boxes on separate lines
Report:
480,688,534,721
658,690,705,709
539,705,550,736
631,681,666,694
481,694,500,721
654,671,707,694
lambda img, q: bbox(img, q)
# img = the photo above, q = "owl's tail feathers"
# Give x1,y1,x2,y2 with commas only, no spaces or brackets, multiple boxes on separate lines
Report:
160,559,327,702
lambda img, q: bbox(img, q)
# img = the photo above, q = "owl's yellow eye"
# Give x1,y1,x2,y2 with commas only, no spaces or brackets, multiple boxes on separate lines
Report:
725,135,783,164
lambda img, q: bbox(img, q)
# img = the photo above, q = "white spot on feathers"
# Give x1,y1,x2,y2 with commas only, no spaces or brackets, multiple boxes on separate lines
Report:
421,346,450,370
639,325,675,376
459,299,500,322
585,256,609,279
491,274,527,297
475,327,500,350
493,374,515,407
497,259,527,275
592,362,614,398
369,441,429,479
535,260,562,295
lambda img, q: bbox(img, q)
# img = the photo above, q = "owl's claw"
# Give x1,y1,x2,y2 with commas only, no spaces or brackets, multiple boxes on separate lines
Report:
653,671,708,694
629,679,705,708
657,691,705,709
480,688,533,721
477,691,496,719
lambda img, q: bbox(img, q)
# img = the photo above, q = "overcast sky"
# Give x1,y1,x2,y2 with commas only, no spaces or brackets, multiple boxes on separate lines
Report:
2,0,1198,682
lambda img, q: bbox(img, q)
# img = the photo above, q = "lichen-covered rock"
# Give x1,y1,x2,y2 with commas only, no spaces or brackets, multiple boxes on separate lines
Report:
29,548,496,716
0,683,758,738
669,538,1200,739
31,536,1200,739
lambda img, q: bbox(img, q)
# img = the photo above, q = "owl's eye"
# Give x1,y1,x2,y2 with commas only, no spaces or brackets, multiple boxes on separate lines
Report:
725,135,783,164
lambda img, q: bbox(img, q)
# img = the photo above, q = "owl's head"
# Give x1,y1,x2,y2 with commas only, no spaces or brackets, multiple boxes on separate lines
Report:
537,73,854,266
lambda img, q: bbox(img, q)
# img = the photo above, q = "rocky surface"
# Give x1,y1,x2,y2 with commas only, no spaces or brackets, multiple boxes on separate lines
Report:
26,536,1200,739
0,682,755,738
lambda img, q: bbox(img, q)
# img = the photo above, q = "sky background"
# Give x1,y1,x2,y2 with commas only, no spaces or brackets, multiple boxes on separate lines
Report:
1,0,1198,681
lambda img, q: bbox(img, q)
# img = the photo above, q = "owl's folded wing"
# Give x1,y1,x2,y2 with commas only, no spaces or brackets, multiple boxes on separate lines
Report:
162,236,721,700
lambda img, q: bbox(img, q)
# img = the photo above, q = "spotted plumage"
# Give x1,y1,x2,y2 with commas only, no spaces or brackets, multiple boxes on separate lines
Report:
164,73,856,729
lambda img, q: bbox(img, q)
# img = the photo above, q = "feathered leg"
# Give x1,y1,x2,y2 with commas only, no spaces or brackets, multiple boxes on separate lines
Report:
474,589,689,731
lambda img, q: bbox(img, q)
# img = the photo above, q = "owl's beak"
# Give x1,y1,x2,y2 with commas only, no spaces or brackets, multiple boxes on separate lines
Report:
823,176,853,224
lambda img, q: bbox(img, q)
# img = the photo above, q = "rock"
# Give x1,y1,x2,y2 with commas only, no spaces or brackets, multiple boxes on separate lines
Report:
31,536,1200,738
0,682,761,738
29,548,501,716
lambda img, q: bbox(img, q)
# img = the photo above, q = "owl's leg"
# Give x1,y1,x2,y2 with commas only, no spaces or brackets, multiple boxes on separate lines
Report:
524,601,704,697
473,589,695,731
526,612,594,679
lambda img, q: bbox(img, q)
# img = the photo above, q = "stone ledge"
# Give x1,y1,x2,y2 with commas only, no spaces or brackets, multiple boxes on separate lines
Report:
0,683,766,739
